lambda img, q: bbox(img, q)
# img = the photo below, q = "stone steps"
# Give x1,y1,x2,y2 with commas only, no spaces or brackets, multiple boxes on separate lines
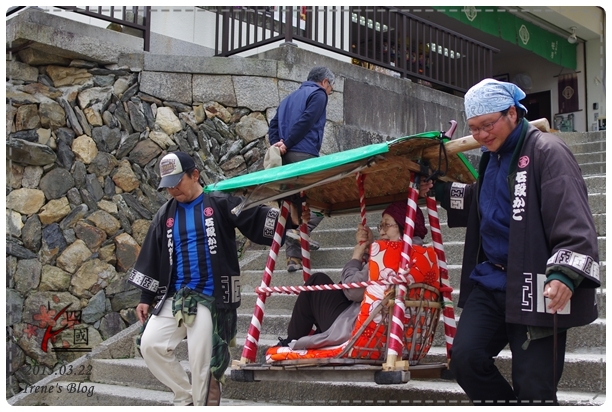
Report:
578,162,606,176
558,131,606,146
574,151,606,164
569,141,606,154
11,341,603,406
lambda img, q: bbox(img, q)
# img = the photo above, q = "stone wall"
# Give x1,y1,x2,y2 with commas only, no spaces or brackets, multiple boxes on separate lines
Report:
5,51,329,397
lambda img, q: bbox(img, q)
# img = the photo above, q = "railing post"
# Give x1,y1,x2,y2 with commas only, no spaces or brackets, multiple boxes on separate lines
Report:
221,7,230,55
284,6,294,44
143,6,151,52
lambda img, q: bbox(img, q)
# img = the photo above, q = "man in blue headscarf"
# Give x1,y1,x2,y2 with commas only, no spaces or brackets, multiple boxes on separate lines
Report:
421,78,600,404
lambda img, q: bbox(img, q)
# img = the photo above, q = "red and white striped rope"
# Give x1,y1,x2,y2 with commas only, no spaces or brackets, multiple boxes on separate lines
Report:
241,200,291,363
299,191,311,282
256,273,412,295
357,173,369,262
386,177,419,358
357,173,367,228
426,194,456,359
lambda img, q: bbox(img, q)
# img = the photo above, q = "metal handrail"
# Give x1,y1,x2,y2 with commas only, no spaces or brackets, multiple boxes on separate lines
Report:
213,6,498,93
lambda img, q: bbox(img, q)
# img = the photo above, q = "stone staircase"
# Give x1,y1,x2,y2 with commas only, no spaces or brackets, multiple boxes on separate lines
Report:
8,131,606,406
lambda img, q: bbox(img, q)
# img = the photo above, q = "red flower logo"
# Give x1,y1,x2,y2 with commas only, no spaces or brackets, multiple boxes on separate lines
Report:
25,324,39,339
33,305,57,328
204,207,214,217
166,218,174,228
518,156,530,168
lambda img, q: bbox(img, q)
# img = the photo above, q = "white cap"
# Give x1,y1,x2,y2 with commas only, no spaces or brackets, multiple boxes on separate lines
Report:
157,152,195,191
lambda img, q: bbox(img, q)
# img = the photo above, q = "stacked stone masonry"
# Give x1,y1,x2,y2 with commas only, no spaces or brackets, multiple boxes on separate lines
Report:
5,53,314,397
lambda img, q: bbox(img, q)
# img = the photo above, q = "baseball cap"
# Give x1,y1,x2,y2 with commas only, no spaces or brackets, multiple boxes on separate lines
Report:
157,152,196,191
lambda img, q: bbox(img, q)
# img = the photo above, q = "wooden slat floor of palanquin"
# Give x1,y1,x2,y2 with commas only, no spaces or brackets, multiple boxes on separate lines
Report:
231,359,449,384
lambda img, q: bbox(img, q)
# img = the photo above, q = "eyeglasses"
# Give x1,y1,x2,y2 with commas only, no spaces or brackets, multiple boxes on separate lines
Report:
468,113,504,136
377,222,398,231
325,79,334,95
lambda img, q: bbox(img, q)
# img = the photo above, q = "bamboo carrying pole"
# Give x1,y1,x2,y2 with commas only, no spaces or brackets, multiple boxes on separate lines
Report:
423,118,551,159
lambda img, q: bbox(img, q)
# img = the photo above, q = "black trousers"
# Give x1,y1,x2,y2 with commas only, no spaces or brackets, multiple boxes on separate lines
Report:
286,272,352,341
449,284,567,405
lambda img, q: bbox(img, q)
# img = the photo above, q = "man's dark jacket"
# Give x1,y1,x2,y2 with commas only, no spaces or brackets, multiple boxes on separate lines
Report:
268,80,328,157
128,191,281,315
435,120,600,328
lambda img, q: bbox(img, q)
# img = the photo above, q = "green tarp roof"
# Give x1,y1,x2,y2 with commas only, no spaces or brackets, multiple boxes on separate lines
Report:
203,131,477,215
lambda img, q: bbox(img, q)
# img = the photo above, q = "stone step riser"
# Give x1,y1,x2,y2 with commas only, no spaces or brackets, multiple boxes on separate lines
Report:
579,163,606,175
569,141,606,154
91,359,177,393
561,132,606,145
593,214,606,237
220,378,602,406
574,152,605,164
583,175,606,193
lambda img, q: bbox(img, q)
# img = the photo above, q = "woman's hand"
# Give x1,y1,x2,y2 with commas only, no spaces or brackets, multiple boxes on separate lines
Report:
419,179,433,198
355,223,373,244
289,202,311,226
352,224,373,260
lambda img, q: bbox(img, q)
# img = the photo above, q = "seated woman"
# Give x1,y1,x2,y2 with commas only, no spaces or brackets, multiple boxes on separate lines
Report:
276,200,429,351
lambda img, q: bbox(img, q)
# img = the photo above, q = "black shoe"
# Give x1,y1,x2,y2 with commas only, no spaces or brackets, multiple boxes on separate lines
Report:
276,336,292,347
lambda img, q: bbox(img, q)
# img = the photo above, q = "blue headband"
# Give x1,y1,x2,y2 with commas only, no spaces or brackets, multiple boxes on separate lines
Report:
464,78,528,119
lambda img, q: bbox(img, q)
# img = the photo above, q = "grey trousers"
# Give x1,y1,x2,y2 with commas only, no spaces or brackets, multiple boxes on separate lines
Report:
282,151,324,260
286,212,324,259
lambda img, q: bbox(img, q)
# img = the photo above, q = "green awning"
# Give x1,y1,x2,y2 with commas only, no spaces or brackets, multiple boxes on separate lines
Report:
204,131,477,215
205,141,391,194
434,6,577,70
